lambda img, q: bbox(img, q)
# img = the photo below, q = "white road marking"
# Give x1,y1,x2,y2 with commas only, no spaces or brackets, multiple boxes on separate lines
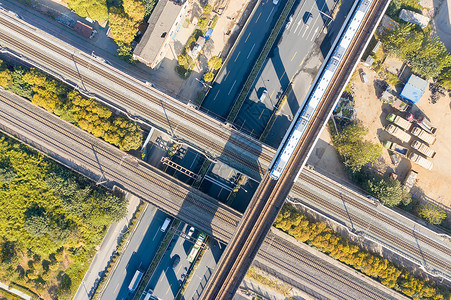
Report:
247,43,256,59
266,7,275,22
228,80,237,95
152,229,159,241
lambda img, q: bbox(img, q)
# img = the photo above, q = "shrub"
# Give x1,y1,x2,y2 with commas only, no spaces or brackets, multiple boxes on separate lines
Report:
203,71,214,83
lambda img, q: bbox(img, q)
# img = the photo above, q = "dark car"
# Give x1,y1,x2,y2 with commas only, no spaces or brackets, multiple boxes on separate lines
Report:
172,255,180,269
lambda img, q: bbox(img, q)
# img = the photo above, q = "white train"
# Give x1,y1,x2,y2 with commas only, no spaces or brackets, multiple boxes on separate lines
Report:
269,0,372,180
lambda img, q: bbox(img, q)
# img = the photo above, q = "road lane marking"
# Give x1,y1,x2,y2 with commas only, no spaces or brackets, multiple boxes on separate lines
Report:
228,80,237,95
266,7,275,22
213,90,220,101
152,229,159,241
291,52,297,61
278,71,286,81
123,269,126,275
176,263,183,274
114,283,120,293
234,51,241,62
247,44,256,59
270,90,275,99
217,187,223,198
224,70,230,81
258,109,265,120
245,32,251,43
255,12,262,23
166,283,172,295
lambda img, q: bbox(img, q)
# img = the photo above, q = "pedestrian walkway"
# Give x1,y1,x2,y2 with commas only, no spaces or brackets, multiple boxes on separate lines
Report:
0,281,32,300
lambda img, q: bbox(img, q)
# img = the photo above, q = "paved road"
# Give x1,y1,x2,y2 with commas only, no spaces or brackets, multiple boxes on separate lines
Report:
144,223,196,300
182,240,225,300
201,0,285,119
100,207,169,300
74,195,142,300
233,0,337,138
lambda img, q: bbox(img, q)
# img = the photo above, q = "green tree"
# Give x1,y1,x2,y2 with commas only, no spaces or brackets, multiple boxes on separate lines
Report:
364,177,404,207
67,0,108,23
178,54,188,67
117,42,136,64
142,0,158,17
382,24,451,78
0,60,12,88
208,56,222,70
417,204,447,225
197,18,209,32
108,7,138,45
203,71,214,82
123,0,145,23
203,4,213,15
332,123,382,172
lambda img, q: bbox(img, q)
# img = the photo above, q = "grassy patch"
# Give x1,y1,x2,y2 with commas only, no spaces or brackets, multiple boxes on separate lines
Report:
245,266,292,296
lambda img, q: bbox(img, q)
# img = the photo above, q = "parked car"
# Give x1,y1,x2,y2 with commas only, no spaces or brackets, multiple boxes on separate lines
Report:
187,226,195,238
259,89,268,102
172,255,180,268
359,70,368,83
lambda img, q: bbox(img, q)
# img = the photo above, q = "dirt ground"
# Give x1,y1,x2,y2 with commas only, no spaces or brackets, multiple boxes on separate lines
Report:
352,64,451,208
308,62,451,210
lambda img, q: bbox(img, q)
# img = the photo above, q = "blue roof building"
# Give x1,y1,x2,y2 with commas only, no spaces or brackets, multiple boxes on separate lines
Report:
400,74,428,103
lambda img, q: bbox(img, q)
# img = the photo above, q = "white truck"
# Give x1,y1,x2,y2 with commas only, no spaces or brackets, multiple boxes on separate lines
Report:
408,152,433,170
417,116,436,134
386,113,412,131
410,126,436,145
128,270,143,293
411,140,436,158
385,124,411,143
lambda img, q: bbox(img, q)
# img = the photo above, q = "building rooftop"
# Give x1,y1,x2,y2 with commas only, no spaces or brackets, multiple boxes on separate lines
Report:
399,9,430,28
133,0,184,64
400,74,428,103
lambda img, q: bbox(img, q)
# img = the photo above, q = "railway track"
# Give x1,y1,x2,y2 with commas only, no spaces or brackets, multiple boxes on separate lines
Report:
256,232,405,300
298,173,451,257
0,93,240,242
201,0,391,298
0,16,274,177
292,185,451,274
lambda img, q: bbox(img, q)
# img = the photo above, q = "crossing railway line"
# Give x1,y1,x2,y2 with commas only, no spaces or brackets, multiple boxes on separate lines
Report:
0,93,240,242
200,0,392,298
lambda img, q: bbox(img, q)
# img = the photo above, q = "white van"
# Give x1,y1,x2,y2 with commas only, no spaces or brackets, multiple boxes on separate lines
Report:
161,218,171,232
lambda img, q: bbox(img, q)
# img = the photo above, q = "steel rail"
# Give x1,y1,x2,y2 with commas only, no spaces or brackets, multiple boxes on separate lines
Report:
200,0,389,298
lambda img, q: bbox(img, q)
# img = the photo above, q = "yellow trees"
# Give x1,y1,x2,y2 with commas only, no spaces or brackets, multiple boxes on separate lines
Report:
274,204,449,299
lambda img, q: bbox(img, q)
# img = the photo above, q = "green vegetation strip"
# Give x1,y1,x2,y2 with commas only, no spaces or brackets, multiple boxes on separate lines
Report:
0,132,128,300
275,204,450,299
227,0,296,122
133,220,181,299
245,266,292,297
0,60,143,151
92,202,146,300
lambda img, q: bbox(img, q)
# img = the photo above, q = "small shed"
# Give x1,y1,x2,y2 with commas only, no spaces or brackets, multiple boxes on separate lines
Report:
73,21,93,39
399,9,430,28
363,55,374,67
400,74,428,103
